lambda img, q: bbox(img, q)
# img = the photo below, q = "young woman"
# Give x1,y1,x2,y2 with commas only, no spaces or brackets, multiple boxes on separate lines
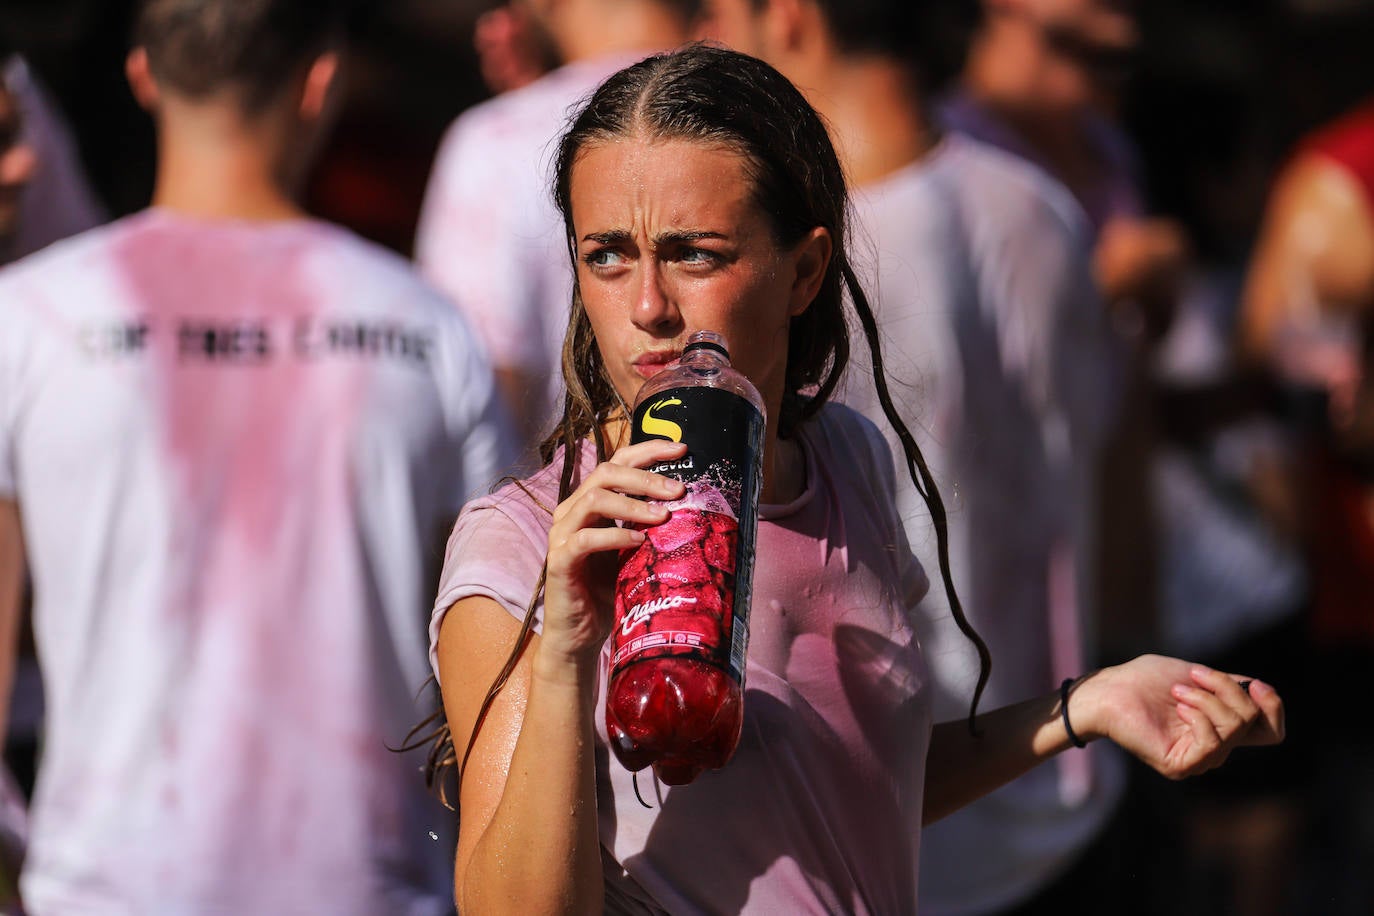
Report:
423,45,1284,914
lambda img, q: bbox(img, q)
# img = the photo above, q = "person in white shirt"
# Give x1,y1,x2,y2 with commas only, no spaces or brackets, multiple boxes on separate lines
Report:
0,1,514,912
697,1,1129,911
414,0,698,454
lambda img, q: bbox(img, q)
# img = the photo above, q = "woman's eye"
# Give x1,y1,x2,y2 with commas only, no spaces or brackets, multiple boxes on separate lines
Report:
679,247,718,266
583,248,625,269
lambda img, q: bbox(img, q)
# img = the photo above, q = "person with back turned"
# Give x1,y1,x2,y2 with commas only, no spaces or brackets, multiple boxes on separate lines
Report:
0,1,513,911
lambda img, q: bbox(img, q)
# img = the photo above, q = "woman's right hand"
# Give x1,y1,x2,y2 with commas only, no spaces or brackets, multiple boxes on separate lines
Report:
540,439,687,676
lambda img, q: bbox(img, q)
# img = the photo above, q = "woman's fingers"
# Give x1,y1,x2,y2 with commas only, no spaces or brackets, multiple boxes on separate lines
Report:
547,441,688,567
556,525,647,562
1173,702,1228,776
1171,665,1288,771
608,438,689,469
556,455,683,513
1240,679,1286,746
1189,667,1259,727
1171,677,1248,746
552,488,668,548
1190,667,1257,712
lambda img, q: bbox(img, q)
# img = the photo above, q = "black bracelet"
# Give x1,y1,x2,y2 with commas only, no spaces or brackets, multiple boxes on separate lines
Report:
1060,677,1087,749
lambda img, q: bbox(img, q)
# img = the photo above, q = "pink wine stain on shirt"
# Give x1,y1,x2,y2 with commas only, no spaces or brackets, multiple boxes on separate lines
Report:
110,215,374,875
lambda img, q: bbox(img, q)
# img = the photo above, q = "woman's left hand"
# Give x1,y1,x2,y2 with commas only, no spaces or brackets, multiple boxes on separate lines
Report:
1068,655,1286,780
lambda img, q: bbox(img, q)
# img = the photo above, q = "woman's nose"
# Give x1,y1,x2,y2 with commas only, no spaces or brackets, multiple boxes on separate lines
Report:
632,260,682,334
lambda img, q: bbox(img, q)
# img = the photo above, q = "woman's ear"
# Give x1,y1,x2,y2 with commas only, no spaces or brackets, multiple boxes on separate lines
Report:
126,48,160,112
299,52,341,123
787,226,833,317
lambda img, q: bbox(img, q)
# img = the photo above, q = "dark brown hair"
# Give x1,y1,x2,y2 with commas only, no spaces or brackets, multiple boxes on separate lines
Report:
413,44,991,804
134,0,349,113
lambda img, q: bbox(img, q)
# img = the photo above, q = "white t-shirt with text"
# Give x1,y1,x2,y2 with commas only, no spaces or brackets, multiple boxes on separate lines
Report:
0,210,513,914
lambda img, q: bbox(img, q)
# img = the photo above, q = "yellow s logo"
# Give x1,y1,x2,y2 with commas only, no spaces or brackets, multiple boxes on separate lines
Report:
641,398,684,442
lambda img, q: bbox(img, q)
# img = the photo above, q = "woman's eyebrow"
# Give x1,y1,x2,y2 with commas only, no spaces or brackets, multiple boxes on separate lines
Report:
581,229,729,246
653,230,727,246
582,229,633,245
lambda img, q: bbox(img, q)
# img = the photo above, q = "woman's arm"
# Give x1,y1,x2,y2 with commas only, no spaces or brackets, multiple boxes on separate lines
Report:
923,655,1285,825
437,600,603,914
435,439,688,914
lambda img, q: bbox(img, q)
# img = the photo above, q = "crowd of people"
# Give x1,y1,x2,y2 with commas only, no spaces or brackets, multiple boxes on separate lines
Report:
0,0,1368,913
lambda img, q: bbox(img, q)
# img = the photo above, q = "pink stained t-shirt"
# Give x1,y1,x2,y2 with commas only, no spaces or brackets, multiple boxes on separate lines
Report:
0,209,514,914
430,403,933,914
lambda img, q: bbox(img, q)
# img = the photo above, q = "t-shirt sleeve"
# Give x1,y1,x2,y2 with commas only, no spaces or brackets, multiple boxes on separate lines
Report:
831,406,932,613
428,495,549,682
867,422,933,614
414,114,558,373
428,308,520,515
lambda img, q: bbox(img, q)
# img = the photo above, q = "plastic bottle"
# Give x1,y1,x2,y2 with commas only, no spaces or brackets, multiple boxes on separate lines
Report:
606,331,765,786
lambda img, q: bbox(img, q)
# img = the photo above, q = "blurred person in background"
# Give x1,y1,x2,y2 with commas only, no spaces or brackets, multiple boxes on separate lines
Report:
945,0,1185,321
951,4,1322,913
945,0,1186,676
0,53,106,266
2,43,110,795
472,2,559,95
414,0,698,455
0,59,37,263
0,0,513,911
696,1,1130,913
1241,96,1374,915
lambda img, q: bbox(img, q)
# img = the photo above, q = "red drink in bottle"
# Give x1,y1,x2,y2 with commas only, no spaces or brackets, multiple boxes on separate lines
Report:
607,331,764,786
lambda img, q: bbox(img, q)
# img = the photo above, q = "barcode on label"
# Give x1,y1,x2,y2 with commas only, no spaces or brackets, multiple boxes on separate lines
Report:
728,613,749,683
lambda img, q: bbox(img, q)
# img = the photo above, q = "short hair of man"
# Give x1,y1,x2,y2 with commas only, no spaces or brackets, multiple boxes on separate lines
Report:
134,0,351,113
660,0,706,23
804,0,980,90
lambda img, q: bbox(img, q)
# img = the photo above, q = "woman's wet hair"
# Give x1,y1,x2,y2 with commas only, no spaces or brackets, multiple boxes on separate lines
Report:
409,44,990,804
134,0,350,114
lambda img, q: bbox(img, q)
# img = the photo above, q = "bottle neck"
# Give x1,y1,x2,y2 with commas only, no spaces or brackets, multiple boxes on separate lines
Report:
681,347,727,372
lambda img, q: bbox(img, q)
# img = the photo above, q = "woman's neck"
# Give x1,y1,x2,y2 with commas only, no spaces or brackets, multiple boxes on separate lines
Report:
803,56,937,188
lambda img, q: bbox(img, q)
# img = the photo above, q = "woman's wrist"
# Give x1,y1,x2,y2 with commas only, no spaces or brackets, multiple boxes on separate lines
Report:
531,639,602,695
1060,668,1112,744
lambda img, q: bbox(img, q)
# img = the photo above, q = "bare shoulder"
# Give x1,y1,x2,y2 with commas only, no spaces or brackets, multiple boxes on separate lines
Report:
1266,153,1374,307
1242,152,1374,356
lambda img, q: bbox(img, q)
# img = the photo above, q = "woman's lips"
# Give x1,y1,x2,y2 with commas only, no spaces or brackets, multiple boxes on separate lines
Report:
632,352,680,379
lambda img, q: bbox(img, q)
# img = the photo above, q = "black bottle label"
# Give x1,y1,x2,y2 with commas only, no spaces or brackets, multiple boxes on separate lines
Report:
611,387,764,684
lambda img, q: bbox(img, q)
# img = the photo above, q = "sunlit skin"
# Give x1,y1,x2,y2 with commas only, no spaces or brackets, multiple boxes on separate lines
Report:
568,134,830,503
695,0,768,57
976,0,1138,118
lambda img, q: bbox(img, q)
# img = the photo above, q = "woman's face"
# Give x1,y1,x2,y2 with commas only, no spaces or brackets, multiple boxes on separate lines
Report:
568,135,830,418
